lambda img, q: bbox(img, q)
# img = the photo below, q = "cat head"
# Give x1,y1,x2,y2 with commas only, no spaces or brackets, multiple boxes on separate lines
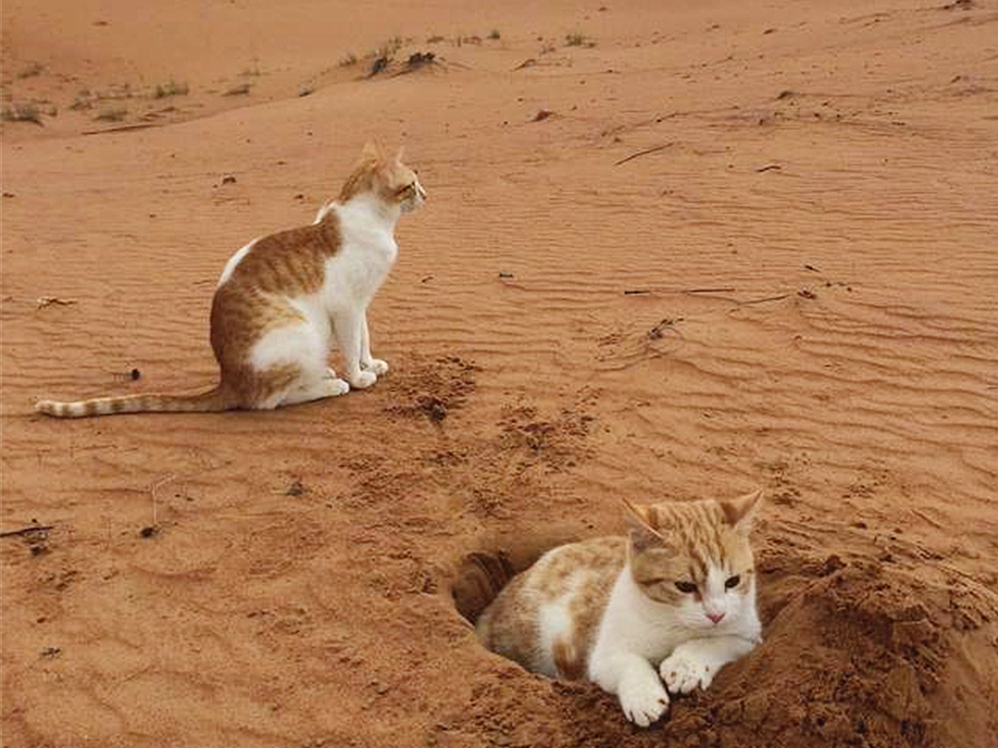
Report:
338,141,427,213
623,490,763,630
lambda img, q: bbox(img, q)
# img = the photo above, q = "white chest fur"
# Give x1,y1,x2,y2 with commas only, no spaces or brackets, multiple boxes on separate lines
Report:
592,569,692,666
589,565,761,670
321,197,399,310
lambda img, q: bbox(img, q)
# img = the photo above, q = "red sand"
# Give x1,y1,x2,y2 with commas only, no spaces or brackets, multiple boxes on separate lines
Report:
2,1,997,746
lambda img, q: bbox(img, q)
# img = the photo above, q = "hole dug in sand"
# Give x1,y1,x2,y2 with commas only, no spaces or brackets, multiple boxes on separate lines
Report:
450,543,998,748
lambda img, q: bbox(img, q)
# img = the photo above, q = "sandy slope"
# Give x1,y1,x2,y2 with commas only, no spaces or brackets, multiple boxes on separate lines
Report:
2,1,997,747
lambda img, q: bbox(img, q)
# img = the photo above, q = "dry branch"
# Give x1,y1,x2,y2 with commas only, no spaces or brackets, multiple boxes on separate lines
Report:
0,525,53,539
614,142,674,166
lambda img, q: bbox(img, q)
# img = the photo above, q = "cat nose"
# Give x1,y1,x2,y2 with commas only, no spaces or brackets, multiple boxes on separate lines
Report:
706,611,725,624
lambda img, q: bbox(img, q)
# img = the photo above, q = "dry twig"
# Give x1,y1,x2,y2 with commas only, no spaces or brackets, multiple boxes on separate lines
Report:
36,296,77,310
0,525,53,539
614,142,674,166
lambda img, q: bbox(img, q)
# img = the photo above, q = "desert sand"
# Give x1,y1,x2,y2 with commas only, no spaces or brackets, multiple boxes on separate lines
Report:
2,0,997,746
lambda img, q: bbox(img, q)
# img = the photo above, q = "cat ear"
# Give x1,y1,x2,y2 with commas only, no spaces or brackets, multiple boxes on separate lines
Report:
622,499,664,553
719,489,763,533
360,141,383,164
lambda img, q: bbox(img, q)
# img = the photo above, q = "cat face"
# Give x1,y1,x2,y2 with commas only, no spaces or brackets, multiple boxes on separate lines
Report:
385,163,427,213
625,491,762,630
340,142,426,211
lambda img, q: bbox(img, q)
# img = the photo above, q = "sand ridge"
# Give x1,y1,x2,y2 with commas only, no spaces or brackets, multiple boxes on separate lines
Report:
2,0,997,746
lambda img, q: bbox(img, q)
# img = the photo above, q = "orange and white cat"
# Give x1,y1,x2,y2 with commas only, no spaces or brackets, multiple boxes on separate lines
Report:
36,142,425,418
476,490,764,727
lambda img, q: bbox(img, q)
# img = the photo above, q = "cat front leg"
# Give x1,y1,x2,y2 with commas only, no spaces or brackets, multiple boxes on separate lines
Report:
659,635,759,695
359,313,388,375
590,651,669,727
333,310,377,389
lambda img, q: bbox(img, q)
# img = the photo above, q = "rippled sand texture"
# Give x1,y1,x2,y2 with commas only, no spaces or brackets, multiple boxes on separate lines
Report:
2,1,996,747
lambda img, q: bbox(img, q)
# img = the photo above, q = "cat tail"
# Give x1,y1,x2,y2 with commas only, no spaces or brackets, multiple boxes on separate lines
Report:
36,386,227,418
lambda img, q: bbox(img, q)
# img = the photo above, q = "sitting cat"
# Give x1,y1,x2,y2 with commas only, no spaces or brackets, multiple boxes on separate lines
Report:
36,142,425,417
476,490,763,727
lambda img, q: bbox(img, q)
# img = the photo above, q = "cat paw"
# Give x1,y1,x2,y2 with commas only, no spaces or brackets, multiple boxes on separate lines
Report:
348,370,377,389
323,377,350,397
363,358,389,375
618,678,669,727
660,651,715,695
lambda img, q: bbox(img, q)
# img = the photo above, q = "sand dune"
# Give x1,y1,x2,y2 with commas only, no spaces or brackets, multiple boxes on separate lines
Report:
2,1,997,746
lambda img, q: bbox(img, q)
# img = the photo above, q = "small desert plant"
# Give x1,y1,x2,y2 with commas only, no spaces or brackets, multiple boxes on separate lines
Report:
241,61,262,77
426,34,445,44
223,82,252,96
95,106,127,122
488,29,501,40
339,52,358,67
18,62,45,79
69,89,94,110
374,36,403,60
368,37,404,76
103,83,133,100
153,80,189,98
298,82,316,97
565,32,594,47
2,102,43,123
405,52,436,71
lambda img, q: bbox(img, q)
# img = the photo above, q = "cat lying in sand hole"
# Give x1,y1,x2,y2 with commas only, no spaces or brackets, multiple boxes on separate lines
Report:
36,142,425,418
476,490,764,727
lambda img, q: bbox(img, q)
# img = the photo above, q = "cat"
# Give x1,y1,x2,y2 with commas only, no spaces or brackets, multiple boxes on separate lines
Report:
476,489,763,727
36,142,425,418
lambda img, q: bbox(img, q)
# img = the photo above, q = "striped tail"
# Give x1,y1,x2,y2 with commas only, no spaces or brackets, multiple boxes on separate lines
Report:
36,386,226,418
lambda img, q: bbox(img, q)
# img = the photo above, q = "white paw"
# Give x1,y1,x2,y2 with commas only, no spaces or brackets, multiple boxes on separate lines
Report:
660,651,715,695
363,358,389,375
348,370,377,389
324,368,339,380
323,378,350,397
618,677,669,727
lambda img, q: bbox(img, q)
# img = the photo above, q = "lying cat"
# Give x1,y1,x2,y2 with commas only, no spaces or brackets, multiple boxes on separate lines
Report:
36,142,425,417
476,490,763,726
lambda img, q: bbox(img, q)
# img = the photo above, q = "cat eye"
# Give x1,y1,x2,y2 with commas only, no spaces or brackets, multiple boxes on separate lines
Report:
396,183,416,195
674,581,697,594
725,575,741,589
